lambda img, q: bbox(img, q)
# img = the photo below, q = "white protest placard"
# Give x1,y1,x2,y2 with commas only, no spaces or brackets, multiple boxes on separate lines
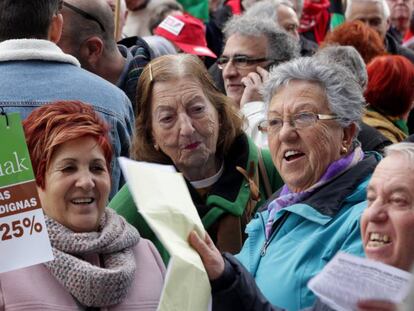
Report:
308,252,413,311
119,157,211,311
0,112,53,273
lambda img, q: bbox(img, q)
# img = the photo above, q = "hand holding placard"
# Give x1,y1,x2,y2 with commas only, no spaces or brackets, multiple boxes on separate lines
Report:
119,157,211,311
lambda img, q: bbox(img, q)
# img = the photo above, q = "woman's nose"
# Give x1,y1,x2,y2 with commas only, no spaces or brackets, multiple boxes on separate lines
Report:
179,114,195,136
75,171,95,190
277,119,297,141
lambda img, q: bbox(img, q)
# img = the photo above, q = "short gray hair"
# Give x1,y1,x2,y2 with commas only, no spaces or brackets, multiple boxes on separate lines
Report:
345,0,390,19
385,142,414,163
315,45,368,91
244,0,295,22
223,15,300,62
263,57,366,138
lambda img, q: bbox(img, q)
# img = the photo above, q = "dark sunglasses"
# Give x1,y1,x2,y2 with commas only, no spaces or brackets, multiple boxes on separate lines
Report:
62,1,105,33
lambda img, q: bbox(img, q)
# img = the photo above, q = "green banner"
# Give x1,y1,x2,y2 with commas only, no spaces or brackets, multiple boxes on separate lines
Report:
0,112,53,274
0,113,35,188
177,0,209,21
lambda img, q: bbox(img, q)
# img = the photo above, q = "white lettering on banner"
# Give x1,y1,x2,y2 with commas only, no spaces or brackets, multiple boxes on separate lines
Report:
0,197,37,215
0,152,29,177
0,190,11,200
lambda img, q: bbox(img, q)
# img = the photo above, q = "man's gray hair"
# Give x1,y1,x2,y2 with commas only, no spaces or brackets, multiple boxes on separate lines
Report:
385,142,414,163
223,15,300,62
315,45,368,91
263,57,365,137
244,0,296,22
345,0,390,19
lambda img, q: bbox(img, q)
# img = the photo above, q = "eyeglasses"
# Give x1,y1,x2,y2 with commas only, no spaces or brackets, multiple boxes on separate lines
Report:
258,112,341,133
388,0,410,3
62,1,105,33
217,55,281,70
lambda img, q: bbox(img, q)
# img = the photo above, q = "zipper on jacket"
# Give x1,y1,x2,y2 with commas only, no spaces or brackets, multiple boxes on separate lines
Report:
259,212,289,257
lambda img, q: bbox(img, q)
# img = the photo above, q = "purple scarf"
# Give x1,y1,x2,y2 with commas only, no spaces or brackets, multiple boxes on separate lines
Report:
265,146,364,239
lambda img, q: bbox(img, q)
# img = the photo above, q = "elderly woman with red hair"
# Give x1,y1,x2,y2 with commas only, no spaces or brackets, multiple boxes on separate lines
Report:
0,101,165,310
363,55,414,143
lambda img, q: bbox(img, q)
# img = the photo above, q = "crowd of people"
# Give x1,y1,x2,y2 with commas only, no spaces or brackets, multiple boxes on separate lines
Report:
0,0,414,310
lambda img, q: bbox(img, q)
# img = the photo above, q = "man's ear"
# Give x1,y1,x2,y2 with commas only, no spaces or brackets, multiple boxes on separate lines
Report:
79,36,104,70
48,13,63,43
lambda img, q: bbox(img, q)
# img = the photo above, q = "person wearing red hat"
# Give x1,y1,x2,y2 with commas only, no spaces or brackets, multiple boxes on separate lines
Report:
154,13,217,59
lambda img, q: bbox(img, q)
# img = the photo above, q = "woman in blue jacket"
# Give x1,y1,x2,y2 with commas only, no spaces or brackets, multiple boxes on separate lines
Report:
190,57,379,311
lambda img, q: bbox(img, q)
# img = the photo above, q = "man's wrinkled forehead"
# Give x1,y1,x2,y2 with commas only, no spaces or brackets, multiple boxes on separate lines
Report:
346,0,389,19
222,34,268,58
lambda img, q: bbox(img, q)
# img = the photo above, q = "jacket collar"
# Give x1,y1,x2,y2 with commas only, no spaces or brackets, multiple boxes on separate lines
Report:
385,32,399,55
187,134,250,218
0,39,80,67
116,44,133,88
260,153,379,217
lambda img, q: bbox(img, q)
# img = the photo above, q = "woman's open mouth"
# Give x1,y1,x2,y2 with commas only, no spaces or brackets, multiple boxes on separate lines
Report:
284,150,305,162
71,197,95,205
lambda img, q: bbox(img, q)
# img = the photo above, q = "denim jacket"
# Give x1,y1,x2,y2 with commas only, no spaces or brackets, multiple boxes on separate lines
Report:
0,39,134,197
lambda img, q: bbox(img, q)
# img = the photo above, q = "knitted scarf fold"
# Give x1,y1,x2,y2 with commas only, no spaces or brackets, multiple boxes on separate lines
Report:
44,208,140,307
265,146,364,239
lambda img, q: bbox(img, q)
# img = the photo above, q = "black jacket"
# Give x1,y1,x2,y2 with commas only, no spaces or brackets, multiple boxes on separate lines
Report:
358,122,392,154
385,32,414,63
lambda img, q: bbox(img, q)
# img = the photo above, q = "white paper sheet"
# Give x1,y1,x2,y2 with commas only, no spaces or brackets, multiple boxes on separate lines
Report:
119,157,211,311
308,252,413,311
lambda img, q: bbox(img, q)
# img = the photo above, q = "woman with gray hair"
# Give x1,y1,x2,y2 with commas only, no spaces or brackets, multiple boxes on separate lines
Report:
189,57,380,310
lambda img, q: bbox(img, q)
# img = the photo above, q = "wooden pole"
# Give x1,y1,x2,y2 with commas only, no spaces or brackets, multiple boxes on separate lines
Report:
114,0,121,40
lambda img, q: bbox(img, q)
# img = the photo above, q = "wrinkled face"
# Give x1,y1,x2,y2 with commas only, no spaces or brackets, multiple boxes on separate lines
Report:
346,1,389,39
267,80,345,192
38,136,111,232
151,77,220,179
221,34,269,106
277,5,300,40
386,0,414,32
362,154,414,271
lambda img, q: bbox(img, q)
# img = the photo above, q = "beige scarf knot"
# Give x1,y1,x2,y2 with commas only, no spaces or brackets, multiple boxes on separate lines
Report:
45,208,140,307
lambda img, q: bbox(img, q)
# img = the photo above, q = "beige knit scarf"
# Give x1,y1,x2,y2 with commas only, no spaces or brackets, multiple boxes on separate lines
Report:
44,208,140,307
